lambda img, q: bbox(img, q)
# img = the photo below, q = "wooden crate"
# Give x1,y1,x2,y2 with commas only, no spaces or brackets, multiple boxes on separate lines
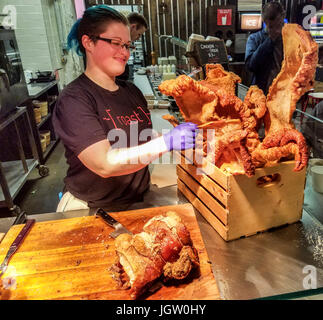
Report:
176,150,306,241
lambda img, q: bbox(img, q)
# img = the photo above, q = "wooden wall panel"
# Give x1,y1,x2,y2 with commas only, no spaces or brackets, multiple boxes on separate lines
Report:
162,0,174,57
179,0,188,63
174,0,182,62
150,0,160,60
193,0,200,35
86,0,236,64
85,0,320,64
187,0,193,37
143,0,152,63
170,0,178,58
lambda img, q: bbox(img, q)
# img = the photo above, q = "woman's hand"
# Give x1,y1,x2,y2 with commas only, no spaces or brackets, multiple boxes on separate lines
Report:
162,122,198,151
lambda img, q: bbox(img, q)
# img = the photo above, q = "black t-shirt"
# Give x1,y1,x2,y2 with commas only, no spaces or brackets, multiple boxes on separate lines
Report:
53,73,153,207
116,63,130,81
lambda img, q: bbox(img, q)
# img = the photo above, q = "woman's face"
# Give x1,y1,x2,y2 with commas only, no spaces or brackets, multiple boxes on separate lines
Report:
89,22,131,77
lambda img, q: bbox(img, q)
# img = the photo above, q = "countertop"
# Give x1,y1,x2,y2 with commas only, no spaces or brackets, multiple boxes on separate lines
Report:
0,163,322,300
27,81,57,99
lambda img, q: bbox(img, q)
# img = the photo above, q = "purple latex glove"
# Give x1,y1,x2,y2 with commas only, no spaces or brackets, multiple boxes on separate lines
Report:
163,122,198,151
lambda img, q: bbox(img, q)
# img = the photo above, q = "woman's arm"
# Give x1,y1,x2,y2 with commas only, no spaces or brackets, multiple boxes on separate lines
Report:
78,122,197,178
78,136,168,178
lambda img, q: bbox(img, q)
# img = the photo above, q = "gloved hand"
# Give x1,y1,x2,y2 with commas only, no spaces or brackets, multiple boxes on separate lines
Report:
163,122,198,151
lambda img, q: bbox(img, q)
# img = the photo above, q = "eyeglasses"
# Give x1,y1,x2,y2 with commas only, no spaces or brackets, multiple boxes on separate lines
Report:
92,36,135,51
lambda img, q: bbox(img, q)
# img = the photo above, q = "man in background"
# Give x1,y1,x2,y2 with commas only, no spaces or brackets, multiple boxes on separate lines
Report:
128,12,148,41
117,12,148,81
245,2,285,95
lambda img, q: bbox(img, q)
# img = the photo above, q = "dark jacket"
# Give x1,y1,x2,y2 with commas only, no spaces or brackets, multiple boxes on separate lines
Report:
245,29,283,95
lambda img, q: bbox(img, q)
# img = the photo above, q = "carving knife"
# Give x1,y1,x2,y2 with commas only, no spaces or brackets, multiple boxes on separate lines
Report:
95,208,132,238
0,219,35,277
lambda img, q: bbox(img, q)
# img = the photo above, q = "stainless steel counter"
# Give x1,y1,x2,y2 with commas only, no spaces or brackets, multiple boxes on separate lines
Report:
27,81,57,99
0,164,322,300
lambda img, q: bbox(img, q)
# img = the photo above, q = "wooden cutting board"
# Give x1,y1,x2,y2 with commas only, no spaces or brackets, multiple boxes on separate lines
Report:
0,204,220,300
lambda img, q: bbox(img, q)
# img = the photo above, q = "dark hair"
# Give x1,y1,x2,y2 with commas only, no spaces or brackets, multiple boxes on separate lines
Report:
67,5,129,56
262,1,285,21
127,12,148,29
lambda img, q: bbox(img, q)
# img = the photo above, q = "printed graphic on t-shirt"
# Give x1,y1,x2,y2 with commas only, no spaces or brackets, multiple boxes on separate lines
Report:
102,106,151,129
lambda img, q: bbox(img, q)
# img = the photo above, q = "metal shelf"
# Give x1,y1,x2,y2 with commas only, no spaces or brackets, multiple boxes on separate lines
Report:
37,113,51,129
0,159,38,206
27,81,57,99
26,81,59,165
0,107,40,213
43,139,59,160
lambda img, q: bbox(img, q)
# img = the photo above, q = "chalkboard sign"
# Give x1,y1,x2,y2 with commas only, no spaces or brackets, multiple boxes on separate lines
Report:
193,40,228,66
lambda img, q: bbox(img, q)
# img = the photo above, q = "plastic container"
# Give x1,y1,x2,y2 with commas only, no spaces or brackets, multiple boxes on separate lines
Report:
33,100,48,117
311,165,323,193
159,65,163,74
40,137,47,153
161,57,169,65
40,130,51,146
162,72,177,81
34,108,41,124
168,56,177,65
151,51,157,65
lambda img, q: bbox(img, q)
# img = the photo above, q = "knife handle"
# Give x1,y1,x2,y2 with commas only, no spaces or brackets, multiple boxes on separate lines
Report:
96,208,118,227
10,219,35,252
2,219,35,266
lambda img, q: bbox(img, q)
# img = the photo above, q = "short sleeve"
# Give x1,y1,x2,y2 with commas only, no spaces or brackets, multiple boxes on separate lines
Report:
53,92,107,156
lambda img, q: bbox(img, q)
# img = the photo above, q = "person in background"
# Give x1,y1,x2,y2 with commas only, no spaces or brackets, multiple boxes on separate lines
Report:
245,1,286,95
117,12,148,81
53,5,197,212
128,12,148,41
318,45,323,65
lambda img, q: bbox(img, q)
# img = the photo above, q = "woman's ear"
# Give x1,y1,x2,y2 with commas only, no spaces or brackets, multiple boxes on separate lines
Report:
130,23,138,31
81,34,94,53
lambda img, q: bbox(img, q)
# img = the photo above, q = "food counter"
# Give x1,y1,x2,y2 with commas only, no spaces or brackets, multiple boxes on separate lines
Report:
0,163,322,300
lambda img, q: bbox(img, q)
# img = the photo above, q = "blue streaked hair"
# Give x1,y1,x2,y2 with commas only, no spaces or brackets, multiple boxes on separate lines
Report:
67,5,129,56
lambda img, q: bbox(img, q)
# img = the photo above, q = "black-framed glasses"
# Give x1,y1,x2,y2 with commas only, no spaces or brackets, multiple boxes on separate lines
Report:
92,36,135,51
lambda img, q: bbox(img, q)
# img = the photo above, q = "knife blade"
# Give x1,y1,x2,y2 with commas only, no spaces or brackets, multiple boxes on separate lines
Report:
95,208,132,238
0,219,35,278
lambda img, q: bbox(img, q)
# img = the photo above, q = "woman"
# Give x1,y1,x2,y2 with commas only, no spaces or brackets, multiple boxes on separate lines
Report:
53,5,197,212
